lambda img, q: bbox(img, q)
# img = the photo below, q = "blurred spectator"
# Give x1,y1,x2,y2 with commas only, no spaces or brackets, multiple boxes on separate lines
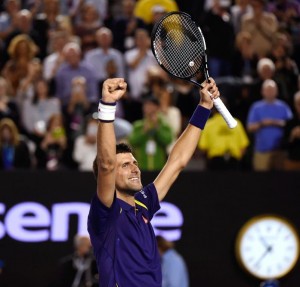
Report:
73,116,97,171
16,57,43,107
232,31,259,83
250,57,277,103
33,0,68,60
111,0,146,52
2,34,38,97
156,235,189,287
0,77,19,125
146,4,167,35
55,42,98,108
67,76,91,140
0,0,21,45
268,33,299,104
43,30,69,82
173,79,200,129
201,0,236,77
230,0,252,33
84,0,108,26
1,9,41,67
37,113,67,170
0,117,31,170
241,0,279,58
124,28,158,120
84,27,125,85
74,3,101,54
128,95,173,171
143,66,182,152
54,234,98,287
267,0,300,28
198,102,250,171
247,79,293,171
22,78,60,144
282,91,300,170
73,114,132,171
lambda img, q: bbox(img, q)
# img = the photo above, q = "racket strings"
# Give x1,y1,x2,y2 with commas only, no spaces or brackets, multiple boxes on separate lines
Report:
152,14,205,79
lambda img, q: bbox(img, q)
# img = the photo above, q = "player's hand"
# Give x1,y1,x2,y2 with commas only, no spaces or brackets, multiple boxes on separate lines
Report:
199,78,219,110
102,78,127,103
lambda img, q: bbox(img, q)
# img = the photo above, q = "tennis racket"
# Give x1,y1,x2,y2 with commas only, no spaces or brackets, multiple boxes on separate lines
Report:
151,11,237,129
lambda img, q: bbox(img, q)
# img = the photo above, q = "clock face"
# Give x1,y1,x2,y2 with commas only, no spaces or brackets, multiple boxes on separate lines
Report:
236,215,300,280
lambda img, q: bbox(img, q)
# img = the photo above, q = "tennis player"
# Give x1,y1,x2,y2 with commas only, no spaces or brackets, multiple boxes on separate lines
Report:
88,77,220,287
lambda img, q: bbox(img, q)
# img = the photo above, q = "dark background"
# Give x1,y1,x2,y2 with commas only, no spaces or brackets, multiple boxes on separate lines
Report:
0,171,300,287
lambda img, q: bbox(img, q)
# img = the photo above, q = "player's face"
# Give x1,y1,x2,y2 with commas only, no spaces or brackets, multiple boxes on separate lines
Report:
115,153,142,196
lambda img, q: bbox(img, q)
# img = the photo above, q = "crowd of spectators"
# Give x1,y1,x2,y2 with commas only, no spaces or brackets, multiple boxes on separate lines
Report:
0,0,300,172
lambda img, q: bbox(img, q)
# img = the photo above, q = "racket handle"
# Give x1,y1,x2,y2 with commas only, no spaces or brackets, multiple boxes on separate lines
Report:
212,97,237,129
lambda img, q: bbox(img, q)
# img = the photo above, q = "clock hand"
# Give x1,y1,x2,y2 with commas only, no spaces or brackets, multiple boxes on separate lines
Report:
254,245,272,268
260,237,271,249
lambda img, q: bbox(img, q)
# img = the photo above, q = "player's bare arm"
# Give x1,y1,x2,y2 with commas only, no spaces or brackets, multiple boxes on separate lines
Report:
154,78,220,201
96,78,127,207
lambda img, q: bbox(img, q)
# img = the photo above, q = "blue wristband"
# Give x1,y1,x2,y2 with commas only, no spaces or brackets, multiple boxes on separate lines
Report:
189,105,211,130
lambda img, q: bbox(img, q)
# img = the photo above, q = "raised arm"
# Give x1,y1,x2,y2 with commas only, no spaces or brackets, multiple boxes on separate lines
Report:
154,79,219,201
96,78,127,207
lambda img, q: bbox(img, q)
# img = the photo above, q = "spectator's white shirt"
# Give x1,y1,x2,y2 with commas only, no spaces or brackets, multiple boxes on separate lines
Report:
124,48,157,100
73,136,97,171
43,52,60,81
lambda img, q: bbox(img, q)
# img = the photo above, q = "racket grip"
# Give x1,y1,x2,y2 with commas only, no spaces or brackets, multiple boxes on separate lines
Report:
213,97,237,129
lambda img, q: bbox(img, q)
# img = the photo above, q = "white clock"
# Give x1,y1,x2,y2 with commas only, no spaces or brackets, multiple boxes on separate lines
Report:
235,214,300,280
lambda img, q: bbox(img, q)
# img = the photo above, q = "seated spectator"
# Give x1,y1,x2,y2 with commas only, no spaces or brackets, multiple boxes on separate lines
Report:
0,117,31,170
0,77,19,125
2,33,38,97
128,95,173,171
84,27,125,85
247,79,293,171
282,91,300,170
22,78,61,144
198,101,250,171
55,42,98,109
37,113,67,170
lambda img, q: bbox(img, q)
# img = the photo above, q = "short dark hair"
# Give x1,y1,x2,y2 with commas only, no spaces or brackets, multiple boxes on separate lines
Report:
93,142,133,180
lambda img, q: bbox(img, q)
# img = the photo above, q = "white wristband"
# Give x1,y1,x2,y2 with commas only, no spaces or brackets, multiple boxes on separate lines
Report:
98,100,117,122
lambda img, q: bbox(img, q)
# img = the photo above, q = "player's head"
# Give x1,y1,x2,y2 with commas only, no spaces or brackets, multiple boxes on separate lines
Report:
93,143,142,196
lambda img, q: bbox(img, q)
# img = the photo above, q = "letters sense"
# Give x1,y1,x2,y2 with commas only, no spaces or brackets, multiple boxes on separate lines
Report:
0,201,183,242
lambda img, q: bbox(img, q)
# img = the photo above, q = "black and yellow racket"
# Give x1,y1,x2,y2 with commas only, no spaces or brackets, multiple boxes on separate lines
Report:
151,11,237,128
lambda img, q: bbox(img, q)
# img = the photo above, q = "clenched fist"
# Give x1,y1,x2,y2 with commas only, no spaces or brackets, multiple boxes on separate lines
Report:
102,78,127,103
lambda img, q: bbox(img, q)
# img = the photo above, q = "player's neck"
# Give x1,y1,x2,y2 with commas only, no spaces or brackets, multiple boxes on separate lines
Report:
117,191,135,206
